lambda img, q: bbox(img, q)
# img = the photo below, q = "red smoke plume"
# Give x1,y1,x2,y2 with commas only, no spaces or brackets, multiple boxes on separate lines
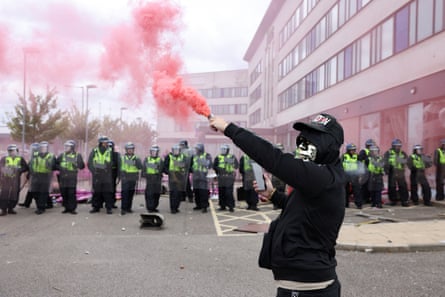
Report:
100,0,211,119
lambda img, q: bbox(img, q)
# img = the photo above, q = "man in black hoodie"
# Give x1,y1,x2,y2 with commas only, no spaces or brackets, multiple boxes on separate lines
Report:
210,113,345,297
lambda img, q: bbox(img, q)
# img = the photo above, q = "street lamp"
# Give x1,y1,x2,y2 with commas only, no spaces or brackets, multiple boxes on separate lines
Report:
84,84,97,158
21,47,38,153
120,107,128,123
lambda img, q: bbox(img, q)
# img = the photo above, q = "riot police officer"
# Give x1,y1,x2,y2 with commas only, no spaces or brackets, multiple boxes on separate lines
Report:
163,144,188,213
19,142,40,208
142,145,164,213
213,144,239,212
433,139,445,200
56,140,85,214
119,142,142,215
342,143,363,209
179,140,193,202
358,139,376,203
384,138,409,206
191,143,212,213
30,141,56,214
88,136,114,214
407,144,432,206
0,144,29,215
366,146,385,208
108,140,120,208
239,154,260,210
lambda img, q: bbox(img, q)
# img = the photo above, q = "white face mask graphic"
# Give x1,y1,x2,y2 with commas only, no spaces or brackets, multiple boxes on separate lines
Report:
295,136,317,162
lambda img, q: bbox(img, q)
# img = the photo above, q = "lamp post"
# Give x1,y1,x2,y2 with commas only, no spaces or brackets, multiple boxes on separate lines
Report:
84,84,97,158
21,47,38,154
120,107,127,123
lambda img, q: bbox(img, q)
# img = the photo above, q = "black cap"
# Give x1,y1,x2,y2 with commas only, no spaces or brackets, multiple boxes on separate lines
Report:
293,113,344,145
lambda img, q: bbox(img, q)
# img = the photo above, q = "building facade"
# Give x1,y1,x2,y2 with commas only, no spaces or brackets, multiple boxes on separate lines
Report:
244,0,445,159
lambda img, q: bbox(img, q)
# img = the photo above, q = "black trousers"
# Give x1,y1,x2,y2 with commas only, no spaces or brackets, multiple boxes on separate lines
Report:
410,172,431,203
388,172,409,203
145,190,160,211
169,190,184,212
194,188,209,209
121,179,136,211
218,186,234,209
91,180,113,210
244,188,258,208
276,279,341,297
61,186,77,211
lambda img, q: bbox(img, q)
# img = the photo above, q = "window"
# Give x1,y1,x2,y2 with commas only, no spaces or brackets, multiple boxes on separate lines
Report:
435,0,445,32
417,0,434,41
344,45,353,79
360,34,371,70
381,18,394,60
395,6,410,53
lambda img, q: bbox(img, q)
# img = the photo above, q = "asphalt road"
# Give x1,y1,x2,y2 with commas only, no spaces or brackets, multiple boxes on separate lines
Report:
1,194,444,297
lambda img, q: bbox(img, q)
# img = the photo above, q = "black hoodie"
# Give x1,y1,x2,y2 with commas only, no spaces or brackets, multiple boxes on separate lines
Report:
224,122,345,283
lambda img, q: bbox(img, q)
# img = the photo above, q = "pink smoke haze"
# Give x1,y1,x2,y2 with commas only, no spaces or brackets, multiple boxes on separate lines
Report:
100,0,211,119
2,0,211,121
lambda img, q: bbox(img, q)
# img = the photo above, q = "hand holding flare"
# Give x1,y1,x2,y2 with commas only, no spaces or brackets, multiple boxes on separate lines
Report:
208,115,229,133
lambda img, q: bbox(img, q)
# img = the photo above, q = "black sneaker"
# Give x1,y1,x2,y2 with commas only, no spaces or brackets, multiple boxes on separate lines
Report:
62,209,69,214
89,208,100,213
202,208,207,213
121,210,126,215
18,203,29,208
106,209,113,215
229,208,234,212
0,209,7,216
70,210,78,215
8,209,17,214
35,209,44,215
193,207,202,211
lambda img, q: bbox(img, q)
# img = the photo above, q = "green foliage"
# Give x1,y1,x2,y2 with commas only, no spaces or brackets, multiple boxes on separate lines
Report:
6,87,69,144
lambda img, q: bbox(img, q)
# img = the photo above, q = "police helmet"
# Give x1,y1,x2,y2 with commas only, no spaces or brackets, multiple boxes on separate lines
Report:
179,140,188,148
413,144,423,153
7,144,18,152
365,139,375,147
125,142,135,150
220,144,230,155
150,145,160,157
391,138,402,147
30,142,40,152
64,140,76,148
98,136,109,144
195,143,204,154
39,141,49,153
346,143,357,151
171,144,181,155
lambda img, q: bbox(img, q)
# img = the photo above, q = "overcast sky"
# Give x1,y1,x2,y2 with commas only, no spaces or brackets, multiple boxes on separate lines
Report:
0,0,270,124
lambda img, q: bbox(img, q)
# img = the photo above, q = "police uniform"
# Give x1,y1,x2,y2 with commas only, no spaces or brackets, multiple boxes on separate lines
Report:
366,147,385,208
30,142,56,214
433,140,445,200
119,143,142,215
213,146,238,212
407,145,432,206
56,141,85,214
88,138,114,214
239,154,259,210
358,139,375,203
0,146,29,215
191,144,212,212
163,146,188,213
142,147,164,212
342,145,363,209
383,139,409,206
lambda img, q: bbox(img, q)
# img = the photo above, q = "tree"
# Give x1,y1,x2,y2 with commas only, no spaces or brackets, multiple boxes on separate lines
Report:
62,106,101,150
6,87,69,145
